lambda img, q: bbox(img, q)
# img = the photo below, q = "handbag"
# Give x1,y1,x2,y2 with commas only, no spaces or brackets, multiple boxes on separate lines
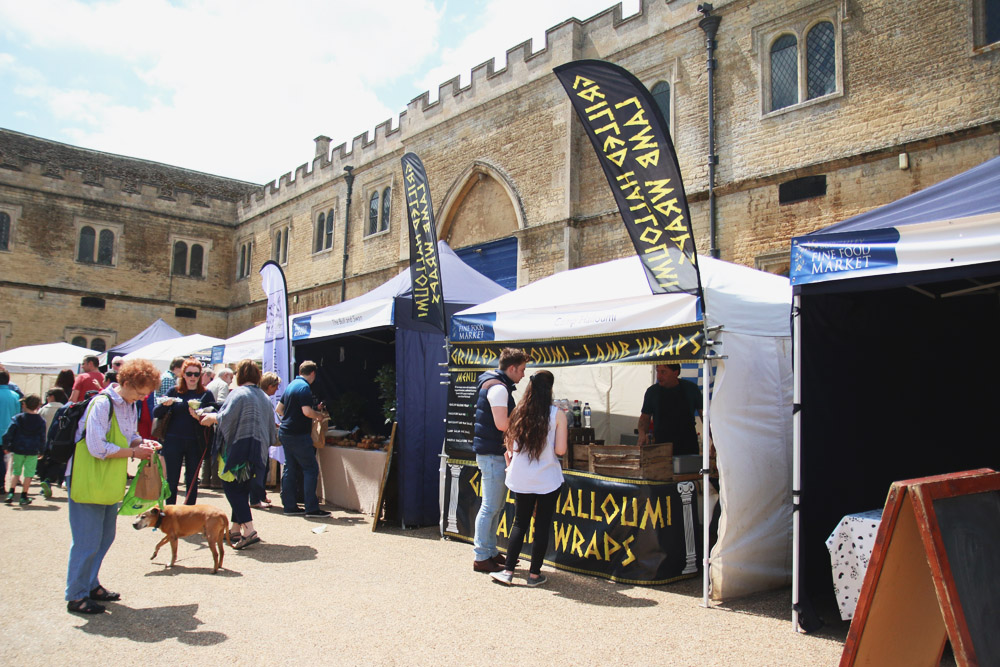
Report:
118,452,170,515
311,415,329,450
150,410,172,442
135,452,164,499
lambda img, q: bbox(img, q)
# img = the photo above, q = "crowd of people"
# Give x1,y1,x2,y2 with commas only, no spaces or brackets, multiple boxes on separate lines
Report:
1,354,336,615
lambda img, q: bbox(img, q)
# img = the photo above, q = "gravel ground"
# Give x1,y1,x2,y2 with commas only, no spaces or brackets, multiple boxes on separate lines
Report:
0,485,850,666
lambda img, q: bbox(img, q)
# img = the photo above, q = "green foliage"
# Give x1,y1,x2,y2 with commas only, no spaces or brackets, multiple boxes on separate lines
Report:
374,364,396,425
329,392,364,430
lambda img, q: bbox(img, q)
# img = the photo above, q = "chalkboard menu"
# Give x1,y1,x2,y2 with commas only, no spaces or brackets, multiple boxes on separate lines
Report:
841,468,1000,667
930,490,1000,665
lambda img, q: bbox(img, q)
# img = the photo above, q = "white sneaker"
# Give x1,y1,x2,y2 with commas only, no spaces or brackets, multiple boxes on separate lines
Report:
490,570,514,585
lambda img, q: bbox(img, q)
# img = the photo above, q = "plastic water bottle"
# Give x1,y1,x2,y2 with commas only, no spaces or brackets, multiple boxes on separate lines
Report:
582,402,592,428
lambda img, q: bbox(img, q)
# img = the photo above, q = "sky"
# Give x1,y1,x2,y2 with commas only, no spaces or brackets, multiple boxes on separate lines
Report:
0,0,639,184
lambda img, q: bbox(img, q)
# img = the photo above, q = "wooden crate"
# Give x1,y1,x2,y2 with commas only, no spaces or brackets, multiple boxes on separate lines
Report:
589,443,673,481
565,439,604,472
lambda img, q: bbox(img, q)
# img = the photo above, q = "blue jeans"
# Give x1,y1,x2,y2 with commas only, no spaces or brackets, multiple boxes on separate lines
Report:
65,476,120,601
280,433,320,513
473,454,507,562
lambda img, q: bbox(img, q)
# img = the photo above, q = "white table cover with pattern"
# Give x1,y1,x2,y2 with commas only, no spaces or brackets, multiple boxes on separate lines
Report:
825,509,883,621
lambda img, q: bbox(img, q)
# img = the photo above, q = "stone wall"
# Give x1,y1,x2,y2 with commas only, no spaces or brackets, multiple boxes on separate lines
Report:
1,0,998,351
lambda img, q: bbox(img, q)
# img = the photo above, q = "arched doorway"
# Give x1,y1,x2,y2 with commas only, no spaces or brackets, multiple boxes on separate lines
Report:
438,162,523,290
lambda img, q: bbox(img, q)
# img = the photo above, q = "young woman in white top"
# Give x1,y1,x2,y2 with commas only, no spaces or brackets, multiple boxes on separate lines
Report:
490,370,567,586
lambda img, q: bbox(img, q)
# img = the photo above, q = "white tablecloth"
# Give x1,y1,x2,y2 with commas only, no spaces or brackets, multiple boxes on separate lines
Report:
825,509,882,621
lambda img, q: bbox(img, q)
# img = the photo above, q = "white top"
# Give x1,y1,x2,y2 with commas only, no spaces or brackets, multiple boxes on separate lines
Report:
486,383,508,407
505,405,564,495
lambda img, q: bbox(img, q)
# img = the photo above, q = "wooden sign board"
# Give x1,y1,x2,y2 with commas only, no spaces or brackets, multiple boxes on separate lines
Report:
371,421,397,532
841,468,1000,667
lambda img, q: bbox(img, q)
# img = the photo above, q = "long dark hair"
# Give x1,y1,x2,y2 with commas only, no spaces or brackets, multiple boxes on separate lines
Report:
505,370,554,461
55,369,75,397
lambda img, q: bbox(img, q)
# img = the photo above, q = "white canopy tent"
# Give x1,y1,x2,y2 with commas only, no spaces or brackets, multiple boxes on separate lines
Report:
219,323,266,364
0,341,97,374
452,255,793,600
122,334,224,372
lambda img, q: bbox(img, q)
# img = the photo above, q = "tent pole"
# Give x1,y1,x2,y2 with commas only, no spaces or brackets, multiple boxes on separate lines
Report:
791,294,802,631
701,353,712,608
439,336,452,537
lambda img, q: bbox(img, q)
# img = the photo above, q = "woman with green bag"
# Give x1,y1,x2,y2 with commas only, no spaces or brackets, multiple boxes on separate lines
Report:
199,359,276,550
65,358,161,615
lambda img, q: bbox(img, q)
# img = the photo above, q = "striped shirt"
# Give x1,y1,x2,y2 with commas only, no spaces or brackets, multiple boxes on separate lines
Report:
73,386,142,460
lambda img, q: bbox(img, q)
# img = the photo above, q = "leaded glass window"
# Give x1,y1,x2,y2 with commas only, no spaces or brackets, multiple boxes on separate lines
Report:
368,191,379,236
97,229,114,265
78,226,95,263
651,81,671,130
380,187,391,232
71,336,87,347
807,22,836,100
770,34,798,111
189,244,204,277
315,213,325,252
326,208,334,248
987,0,1000,44
0,211,9,250
173,241,187,275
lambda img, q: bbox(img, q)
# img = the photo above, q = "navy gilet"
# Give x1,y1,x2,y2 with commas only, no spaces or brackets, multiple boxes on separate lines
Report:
472,369,516,456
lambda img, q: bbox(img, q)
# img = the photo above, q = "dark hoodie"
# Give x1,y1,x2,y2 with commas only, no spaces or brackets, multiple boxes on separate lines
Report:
2,412,47,455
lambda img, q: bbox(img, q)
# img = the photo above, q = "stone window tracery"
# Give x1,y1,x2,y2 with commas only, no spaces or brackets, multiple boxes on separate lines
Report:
170,235,210,278
756,8,843,116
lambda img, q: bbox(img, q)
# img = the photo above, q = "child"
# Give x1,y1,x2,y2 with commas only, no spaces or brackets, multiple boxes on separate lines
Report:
36,388,68,497
2,394,46,506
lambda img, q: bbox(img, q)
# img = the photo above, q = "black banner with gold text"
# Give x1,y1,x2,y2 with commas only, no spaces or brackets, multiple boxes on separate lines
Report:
401,152,446,333
449,323,704,371
442,459,701,584
554,60,703,299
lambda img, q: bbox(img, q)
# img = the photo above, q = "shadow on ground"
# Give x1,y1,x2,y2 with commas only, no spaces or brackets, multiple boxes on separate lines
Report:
75,602,227,645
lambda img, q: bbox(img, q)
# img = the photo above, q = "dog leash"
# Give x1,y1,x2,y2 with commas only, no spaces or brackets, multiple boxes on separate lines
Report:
182,428,212,505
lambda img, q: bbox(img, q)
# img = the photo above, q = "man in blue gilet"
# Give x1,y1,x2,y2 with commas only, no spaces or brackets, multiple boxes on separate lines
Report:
472,348,528,573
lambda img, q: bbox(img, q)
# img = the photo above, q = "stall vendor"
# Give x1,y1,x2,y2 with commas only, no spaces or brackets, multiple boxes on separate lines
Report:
637,364,702,455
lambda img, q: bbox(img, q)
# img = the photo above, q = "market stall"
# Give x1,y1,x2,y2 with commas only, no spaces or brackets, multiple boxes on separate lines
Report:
790,155,1000,626
122,333,223,372
290,241,508,525
0,341,97,396
100,318,182,365
446,255,793,595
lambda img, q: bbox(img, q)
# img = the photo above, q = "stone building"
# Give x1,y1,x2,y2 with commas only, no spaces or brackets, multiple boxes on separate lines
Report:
1,0,998,351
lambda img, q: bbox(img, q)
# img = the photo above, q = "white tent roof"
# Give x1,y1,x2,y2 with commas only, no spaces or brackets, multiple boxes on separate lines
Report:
0,342,97,374
454,255,791,339
221,323,266,364
122,333,223,372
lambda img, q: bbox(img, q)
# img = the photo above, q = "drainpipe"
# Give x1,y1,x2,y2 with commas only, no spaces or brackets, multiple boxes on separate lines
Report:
340,165,355,302
699,4,721,259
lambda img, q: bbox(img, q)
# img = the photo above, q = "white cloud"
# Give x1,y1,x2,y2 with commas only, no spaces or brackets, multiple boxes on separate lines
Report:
0,0,640,183
414,0,639,100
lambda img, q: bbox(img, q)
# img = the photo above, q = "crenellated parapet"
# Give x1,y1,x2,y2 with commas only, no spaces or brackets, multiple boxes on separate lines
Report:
0,128,257,224
238,0,691,218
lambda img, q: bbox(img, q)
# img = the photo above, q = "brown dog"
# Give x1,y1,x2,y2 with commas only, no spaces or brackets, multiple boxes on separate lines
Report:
133,505,233,573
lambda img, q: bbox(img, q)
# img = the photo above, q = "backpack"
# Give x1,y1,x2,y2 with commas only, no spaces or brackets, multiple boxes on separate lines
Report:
45,391,109,465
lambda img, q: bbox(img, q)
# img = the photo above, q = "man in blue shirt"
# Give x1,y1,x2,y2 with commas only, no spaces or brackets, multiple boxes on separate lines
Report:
277,360,330,517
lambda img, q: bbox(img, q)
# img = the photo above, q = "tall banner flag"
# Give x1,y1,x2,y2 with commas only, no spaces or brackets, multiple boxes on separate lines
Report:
401,152,446,333
259,260,291,404
554,60,703,299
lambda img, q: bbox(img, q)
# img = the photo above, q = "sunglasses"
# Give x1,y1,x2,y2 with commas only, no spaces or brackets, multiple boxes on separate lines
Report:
184,371,202,377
